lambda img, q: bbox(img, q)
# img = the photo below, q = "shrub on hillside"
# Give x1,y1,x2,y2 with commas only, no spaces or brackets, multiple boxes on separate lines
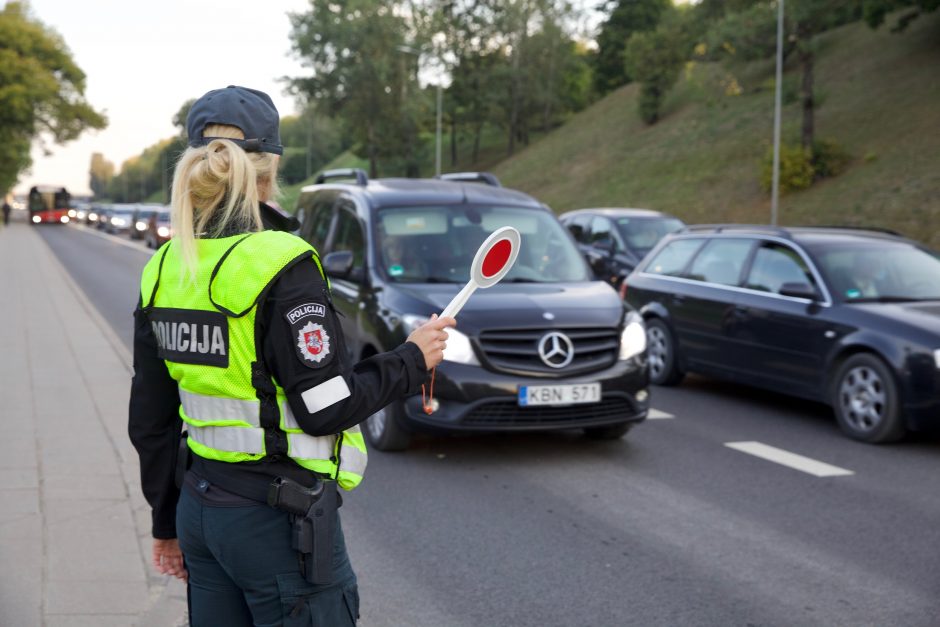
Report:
760,139,850,194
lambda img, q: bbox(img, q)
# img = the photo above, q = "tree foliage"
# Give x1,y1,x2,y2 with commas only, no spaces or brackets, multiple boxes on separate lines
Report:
89,153,114,198
288,0,425,177
863,0,939,30
593,0,671,95
0,2,106,193
704,0,860,151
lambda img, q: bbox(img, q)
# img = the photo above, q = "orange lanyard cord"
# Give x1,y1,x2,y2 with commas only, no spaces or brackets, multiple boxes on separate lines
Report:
421,367,436,415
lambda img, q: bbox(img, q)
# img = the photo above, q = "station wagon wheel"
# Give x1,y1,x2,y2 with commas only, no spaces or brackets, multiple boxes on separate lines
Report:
645,318,684,386
364,402,411,452
832,353,905,443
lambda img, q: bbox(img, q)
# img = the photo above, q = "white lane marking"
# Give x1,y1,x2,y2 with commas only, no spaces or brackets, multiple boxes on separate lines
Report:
647,408,675,419
725,441,854,477
68,223,154,255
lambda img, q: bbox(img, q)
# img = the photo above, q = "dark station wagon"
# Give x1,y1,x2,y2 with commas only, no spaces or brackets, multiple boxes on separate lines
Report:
625,225,940,443
294,169,651,450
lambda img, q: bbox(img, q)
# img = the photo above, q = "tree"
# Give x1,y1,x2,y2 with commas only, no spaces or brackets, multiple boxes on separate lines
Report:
705,1,860,152
89,153,114,199
593,0,671,95
0,2,106,193
172,98,196,136
624,23,685,124
288,0,426,177
863,0,939,30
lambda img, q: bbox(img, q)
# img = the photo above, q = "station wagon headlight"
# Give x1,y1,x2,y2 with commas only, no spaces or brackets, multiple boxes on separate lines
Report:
619,311,647,361
401,314,480,366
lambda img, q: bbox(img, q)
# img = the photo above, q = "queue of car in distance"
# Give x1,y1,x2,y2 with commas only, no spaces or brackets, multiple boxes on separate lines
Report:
80,202,172,246
621,224,940,443
293,169,651,451
559,208,685,291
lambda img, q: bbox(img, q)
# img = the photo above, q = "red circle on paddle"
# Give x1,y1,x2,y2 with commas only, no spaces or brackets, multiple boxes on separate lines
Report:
481,238,513,278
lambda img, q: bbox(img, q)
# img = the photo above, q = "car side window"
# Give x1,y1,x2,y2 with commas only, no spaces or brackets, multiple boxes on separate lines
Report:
687,239,754,286
331,204,365,280
589,216,618,249
644,238,704,276
745,243,817,294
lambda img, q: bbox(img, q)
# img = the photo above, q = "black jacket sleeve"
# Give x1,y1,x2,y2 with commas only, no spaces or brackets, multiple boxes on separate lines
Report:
260,258,427,436
128,298,182,539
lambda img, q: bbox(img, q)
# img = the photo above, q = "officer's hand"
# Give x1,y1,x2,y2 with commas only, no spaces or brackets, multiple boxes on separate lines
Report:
407,314,457,370
152,538,188,582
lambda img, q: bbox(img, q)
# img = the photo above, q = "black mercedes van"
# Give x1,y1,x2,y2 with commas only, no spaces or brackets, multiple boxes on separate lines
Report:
294,170,650,450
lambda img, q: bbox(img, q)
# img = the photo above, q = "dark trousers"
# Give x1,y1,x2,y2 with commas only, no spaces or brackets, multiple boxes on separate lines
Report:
177,483,359,626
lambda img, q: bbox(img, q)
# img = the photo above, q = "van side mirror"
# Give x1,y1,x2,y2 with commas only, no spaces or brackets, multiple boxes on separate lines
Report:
779,282,818,300
323,251,354,279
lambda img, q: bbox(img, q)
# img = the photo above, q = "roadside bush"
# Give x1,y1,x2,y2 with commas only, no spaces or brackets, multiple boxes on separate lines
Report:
760,139,850,194
811,138,851,178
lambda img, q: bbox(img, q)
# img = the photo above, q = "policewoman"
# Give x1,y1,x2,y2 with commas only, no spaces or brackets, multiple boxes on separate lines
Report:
128,86,456,626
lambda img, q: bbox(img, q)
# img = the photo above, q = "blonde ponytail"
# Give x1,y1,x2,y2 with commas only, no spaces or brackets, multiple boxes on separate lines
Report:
170,124,280,280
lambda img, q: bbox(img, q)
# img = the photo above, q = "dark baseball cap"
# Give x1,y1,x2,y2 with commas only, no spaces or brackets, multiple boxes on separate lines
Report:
187,85,283,155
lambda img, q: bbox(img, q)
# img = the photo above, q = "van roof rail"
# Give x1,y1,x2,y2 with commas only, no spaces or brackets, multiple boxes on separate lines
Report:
437,172,502,187
315,168,369,186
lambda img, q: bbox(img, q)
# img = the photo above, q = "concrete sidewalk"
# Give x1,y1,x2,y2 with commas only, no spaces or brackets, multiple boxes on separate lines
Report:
0,217,186,626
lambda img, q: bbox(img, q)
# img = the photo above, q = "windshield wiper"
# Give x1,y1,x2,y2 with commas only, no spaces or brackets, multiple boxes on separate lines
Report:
501,277,541,283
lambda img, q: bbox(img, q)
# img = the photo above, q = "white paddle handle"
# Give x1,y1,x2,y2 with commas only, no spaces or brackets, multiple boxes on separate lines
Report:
440,281,477,319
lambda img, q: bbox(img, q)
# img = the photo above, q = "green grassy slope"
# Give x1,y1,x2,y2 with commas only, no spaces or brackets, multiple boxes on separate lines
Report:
492,13,940,248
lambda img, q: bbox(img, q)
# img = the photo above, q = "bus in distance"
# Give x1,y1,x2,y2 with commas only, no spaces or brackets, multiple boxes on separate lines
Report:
28,186,71,224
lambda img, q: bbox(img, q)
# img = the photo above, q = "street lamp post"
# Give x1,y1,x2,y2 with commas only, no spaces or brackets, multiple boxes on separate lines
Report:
771,0,785,226
435,81,442,178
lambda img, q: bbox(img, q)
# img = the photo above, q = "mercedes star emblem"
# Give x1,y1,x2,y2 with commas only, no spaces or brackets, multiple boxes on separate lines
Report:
538,331,575,369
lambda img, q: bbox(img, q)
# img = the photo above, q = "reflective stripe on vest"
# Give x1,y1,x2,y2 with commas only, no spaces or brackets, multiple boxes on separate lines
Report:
180,389,260,427
189,424,265,454
183,389,367,481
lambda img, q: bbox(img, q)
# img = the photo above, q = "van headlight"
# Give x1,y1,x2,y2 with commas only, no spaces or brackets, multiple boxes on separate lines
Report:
934,349,940,369
157,226,170,237
401,314,480,366
619,311,647,360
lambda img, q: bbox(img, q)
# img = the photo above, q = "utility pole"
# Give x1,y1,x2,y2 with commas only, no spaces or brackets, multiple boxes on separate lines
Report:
771,0,784,226
435,82,442,178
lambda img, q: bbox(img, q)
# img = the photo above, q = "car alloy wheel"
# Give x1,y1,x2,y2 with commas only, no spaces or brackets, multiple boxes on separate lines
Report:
366,406,388,441
363,401,411,451
644,318,684,385
832,353,904,443
647,325,668,380
839,365,886,432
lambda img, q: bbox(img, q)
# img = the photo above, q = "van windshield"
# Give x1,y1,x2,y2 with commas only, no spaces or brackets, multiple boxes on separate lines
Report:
375,205,590,283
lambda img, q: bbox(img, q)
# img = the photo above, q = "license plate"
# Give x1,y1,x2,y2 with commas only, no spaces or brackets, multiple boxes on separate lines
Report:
518,383,601,407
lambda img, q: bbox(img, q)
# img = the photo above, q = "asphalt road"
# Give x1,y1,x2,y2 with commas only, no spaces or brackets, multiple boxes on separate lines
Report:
39,224,940,626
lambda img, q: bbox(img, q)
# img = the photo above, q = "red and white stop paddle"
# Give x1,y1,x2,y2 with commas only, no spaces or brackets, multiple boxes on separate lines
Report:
440,226,521,319
422,227,520,415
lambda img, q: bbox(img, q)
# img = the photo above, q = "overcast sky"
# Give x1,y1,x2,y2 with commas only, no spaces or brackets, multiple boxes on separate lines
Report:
14,0,311,195
13,0,604,196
